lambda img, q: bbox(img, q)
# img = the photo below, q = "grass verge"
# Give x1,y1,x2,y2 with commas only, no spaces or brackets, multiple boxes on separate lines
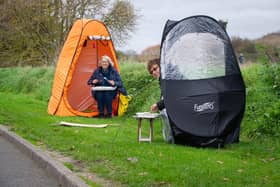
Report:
0,91,279,186
0,62,280,186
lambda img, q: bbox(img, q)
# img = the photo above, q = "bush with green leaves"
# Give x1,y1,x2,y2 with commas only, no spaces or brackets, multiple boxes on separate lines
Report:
242,62,280,138
119,61,160,114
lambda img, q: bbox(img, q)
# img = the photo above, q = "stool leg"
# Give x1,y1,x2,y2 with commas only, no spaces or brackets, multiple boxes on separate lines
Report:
137,118,142,142
149,119,154,143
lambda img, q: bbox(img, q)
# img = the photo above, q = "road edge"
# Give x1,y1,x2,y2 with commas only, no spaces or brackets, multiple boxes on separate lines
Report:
0,125,89,187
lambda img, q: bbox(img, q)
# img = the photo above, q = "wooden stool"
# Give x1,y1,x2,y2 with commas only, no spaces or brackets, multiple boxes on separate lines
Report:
134,113,160,143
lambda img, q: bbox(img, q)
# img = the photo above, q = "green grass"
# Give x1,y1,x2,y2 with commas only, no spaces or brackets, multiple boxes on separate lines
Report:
0,63,280,186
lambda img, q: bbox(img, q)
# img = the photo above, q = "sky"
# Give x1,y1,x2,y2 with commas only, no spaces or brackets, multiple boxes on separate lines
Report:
116,0,280,54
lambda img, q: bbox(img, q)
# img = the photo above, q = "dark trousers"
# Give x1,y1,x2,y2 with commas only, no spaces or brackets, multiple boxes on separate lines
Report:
95,91,115,115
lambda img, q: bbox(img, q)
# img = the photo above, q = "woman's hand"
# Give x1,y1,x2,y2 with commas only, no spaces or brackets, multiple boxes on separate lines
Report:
108,80,115,86
92,79,99,84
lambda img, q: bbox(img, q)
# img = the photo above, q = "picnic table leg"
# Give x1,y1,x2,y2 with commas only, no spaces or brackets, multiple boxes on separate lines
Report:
149,119,154,142
137,118,142,142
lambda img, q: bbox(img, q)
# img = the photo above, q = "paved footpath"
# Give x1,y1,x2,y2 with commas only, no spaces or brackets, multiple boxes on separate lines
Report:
0,135,60,187
0,125,89,187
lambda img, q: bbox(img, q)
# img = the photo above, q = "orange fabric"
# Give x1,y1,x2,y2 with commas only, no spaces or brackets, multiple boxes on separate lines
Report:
48,19,119,117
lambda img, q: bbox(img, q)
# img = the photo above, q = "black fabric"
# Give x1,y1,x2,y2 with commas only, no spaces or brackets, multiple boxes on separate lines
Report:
162,75,245,137
160,15,246,148
160,20,178,44
156,99,165,111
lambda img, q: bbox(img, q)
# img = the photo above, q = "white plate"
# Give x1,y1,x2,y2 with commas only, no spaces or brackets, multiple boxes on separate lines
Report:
135,112,160,118
92,86,117,91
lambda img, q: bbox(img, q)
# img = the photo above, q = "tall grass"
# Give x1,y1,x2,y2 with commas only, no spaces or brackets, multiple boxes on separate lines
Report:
0,63,161,115
0,66,54,102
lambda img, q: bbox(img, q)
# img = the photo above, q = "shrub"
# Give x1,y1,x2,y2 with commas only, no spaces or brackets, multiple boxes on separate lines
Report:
120,62,160,114
231,37,257,58
0,66,54,102
242,63,280,138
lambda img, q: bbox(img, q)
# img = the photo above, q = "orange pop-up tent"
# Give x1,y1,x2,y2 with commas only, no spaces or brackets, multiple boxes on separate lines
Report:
48,19,120,117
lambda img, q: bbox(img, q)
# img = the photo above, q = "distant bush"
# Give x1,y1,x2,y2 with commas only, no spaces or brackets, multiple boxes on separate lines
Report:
255,44,280,63
231,35,280,64
232,37,257,54
255,32,280,48
231,37,258,62
138,45,160,62
0,66,54,102
242,63,280,138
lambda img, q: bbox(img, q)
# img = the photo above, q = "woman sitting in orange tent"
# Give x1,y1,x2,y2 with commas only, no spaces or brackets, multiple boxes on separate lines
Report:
87,55,125,118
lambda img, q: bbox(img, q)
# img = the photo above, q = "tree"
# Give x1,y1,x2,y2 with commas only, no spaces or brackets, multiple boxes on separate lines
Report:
0,0,138,67
103,0,138,46
138,45,160,62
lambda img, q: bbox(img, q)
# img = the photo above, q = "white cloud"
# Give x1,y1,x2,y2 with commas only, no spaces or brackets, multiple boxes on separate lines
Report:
117,0,280,53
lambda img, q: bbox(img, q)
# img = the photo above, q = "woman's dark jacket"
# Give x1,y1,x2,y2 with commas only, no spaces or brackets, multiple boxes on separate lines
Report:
87,65,127,98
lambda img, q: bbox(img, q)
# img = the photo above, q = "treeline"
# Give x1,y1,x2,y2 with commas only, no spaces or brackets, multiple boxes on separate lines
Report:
232,33,280,63
130,33,280,63
0,0,137,67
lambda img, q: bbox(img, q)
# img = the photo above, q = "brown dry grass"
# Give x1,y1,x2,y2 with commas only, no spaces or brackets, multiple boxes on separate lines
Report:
255,32,280,47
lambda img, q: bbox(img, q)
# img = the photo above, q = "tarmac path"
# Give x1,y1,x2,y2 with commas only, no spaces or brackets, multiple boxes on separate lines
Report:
0,135,60,187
